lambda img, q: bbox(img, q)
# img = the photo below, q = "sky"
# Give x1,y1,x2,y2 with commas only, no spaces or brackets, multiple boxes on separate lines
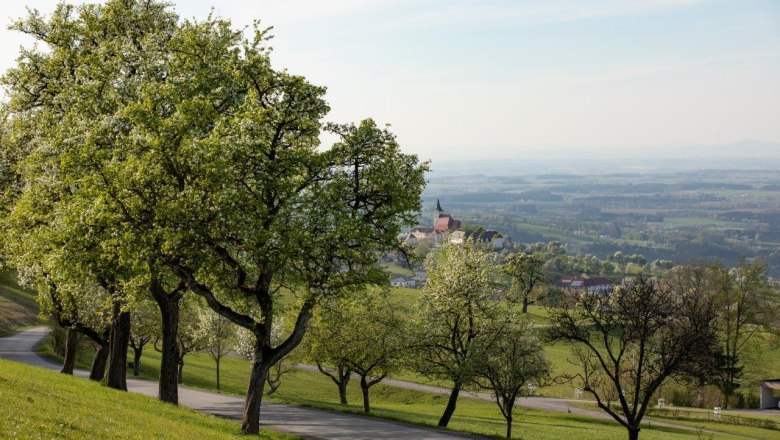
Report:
1,0,779,161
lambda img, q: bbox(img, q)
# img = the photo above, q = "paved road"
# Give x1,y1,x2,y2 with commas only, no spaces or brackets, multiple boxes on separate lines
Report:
0,327,479,440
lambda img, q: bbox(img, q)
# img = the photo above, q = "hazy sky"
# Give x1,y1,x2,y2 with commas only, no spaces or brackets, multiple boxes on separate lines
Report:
1,0,779,160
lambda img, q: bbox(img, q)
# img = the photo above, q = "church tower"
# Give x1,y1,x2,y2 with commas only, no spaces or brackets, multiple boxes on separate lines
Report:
433,199,443,227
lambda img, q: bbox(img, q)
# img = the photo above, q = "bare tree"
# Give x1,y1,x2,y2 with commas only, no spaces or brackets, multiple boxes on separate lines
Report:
547,276,718,440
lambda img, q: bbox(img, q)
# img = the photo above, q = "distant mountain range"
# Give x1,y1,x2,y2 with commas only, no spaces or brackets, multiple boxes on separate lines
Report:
430,140,780,176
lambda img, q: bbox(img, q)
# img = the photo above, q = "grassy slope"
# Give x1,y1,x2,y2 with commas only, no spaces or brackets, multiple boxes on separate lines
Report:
0,270,42,336
0,359,292,440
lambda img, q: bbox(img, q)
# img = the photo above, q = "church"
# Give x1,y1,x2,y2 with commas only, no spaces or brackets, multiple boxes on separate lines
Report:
432,200,462,233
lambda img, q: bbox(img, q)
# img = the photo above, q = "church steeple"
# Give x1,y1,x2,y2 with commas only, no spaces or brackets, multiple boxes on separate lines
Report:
433,199,443,227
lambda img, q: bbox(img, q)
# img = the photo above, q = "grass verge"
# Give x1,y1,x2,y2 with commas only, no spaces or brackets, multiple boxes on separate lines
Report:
0,358,293,440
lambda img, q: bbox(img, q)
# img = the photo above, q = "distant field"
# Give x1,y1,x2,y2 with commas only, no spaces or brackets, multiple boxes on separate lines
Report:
381,262,415,277
654,217,745,228
0,359,290,440
514,221,596,245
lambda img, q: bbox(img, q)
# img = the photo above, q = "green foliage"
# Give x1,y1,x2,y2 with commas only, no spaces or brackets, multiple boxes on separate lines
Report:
308,288,406,410
503,251,546,310
413,240,503,386
473,316,551,438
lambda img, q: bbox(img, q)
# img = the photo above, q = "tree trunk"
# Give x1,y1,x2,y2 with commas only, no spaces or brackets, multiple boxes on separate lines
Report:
242,354,271,435
132,345,143,376
152,287,181,404
628,427,640,440
522,296,529,313
216,357,221,391
89,343,109,381
360,375,370,413
178,360,184,384
106,305,130,391
338,378,349,405
60,329,78,375
438,382,461,427
503,399,514,439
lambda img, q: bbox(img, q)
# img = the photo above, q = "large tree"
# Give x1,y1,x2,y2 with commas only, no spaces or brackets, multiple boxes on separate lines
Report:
414,240,503,428
171,116,426,433
1,0,247,403
547,276,718,440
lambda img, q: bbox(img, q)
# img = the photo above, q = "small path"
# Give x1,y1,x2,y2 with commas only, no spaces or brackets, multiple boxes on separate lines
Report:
0,327,479,440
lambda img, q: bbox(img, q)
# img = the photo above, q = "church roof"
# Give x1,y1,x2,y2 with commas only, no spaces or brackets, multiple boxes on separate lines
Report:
435,199,443,211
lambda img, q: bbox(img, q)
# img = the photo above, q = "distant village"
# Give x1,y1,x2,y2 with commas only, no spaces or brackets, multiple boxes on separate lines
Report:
388,200,613,293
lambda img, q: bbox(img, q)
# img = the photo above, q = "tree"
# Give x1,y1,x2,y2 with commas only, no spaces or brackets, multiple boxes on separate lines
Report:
308,308,354,405
171,115,426,434
0,0,248,404
156,297,204,385
504,252,546,313
309,289,405,413
712,262,776,408
265,326,303,396
2,2,426,429
547,276,718,440
129,301,159,377
473,317,550,440
414,240,503,428
196,307,236,391
668,261,780,408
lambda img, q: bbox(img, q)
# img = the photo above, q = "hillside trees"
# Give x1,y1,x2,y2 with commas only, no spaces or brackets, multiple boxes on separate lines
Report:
1,3,426,429
1,0,249,404
667,261,780,408
548,276,719,440
715,261,778,408
414,240,503,428
309,289,406,413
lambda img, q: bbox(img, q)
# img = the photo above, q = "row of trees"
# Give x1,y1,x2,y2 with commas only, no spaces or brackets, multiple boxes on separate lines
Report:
399,240,777,440
306,241,551,440
0,0,427,434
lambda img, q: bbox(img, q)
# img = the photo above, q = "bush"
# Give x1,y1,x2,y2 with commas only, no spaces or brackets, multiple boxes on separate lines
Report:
671,388,694,407
746,393,760,409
